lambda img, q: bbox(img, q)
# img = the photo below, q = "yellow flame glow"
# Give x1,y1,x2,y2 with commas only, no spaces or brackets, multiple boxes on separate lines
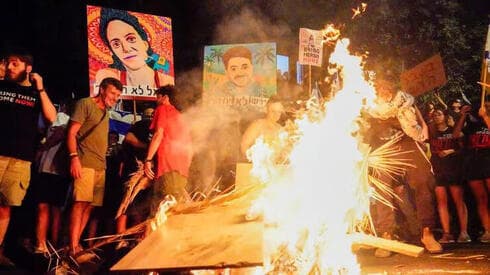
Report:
247,27,379,274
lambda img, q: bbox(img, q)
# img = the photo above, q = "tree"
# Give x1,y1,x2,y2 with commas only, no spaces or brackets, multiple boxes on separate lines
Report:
343,0,488,105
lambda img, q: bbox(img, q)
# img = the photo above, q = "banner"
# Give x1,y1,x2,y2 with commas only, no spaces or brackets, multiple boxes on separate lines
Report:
400,54,447,96
298,28,323,67
202,43,277,113
87,6,174,100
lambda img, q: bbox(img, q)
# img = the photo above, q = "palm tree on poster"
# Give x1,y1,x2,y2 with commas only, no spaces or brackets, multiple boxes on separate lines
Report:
204,55,214,69
254,46,275,66
209,47,225,65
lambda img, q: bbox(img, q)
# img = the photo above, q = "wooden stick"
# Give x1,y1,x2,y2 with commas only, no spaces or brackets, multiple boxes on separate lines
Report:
478,81,490,88
350,232,424,257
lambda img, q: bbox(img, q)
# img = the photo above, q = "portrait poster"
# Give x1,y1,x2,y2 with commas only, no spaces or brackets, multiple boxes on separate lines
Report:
87,5,174,100
202,43,277,113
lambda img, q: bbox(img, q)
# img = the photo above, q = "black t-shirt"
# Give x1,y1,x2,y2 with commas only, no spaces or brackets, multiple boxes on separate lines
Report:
463,115,490,149
0,80,41,161
121,119,151,177
430,127,461,153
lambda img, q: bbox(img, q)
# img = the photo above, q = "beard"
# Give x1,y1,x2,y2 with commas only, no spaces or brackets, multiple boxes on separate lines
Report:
6,69,28,83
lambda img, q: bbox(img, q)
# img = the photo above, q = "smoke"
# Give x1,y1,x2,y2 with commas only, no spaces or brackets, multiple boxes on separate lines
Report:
171,5,301,197
213,7,293,48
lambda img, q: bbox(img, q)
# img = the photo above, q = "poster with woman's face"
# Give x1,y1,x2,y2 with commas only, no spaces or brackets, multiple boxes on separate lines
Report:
87,5,174,100
203,43,277,113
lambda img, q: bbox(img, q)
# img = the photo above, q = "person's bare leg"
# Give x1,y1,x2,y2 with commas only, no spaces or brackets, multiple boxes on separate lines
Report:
35,203,49,250
69,201,89,254
0,206,10,247
50,206,62,247
435,187,450,235
469,180,490,231
116,214,127,234
80,205,94,246
449,185,468,234
87,216,98,247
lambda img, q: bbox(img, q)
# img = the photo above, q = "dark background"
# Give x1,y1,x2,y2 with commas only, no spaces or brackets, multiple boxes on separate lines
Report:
1,0,488,103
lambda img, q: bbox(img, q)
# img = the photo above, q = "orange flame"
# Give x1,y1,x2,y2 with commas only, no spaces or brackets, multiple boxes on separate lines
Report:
247,25,379,274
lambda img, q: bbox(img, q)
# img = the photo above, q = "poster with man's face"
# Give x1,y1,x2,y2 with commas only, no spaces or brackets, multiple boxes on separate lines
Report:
203,43,277,113
87,6,174,100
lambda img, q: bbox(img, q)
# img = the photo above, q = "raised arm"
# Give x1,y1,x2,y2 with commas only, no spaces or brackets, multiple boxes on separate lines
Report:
30,73,56,123
434,91,448,110
452,105,470,138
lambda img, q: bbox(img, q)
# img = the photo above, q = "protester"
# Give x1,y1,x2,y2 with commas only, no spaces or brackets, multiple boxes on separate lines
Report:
116,107,154,247
368,77,442,253
66,77,122,261
144,85,193,213
429,108,470,243
0,52,57,266
453,100,490,243
240,96,285,164
32,102,71,254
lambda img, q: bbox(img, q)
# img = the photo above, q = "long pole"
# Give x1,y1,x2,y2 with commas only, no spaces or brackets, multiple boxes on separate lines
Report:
309,65,312,95
481,58,488,109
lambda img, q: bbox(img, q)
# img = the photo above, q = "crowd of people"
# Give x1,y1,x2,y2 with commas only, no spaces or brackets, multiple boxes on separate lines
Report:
0,49,489,273
0,51,193,269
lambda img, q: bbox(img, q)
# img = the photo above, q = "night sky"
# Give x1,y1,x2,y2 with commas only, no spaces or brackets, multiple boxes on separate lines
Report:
1,0,488,102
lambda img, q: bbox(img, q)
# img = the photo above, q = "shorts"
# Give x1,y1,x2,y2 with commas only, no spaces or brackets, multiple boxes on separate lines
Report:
0,156,31,206
31,172,71,207
463,148,490,181
73,167,105,206
431,155,463,186
151,171,188,215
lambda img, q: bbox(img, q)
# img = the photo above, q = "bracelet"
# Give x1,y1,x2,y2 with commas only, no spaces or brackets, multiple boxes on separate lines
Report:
144,159,152,163
69,152,78,158
38,88,46,93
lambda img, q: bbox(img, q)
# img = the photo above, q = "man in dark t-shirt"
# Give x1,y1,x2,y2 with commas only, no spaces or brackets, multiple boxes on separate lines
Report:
0,52,56,266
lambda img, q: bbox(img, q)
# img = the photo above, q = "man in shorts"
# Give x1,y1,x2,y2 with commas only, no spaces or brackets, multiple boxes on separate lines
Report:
0,51,57,265
66,77,122,259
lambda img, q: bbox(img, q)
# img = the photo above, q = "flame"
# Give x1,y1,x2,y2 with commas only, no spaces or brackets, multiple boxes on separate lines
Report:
150,195,177,231
352,3,368,19
247,26,380,274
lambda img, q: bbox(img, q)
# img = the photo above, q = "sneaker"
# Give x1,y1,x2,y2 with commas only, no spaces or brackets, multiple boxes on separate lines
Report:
457,232,471,243
0,253,15,267
479,231,490,243
438,233,455,244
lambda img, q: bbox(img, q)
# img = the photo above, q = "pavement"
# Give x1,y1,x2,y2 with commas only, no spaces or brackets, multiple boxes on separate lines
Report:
358,242,490,274
0,241,489,274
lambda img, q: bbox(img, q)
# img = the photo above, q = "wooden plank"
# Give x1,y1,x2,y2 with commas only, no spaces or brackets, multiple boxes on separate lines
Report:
111,190,263,272
351,232,424,257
